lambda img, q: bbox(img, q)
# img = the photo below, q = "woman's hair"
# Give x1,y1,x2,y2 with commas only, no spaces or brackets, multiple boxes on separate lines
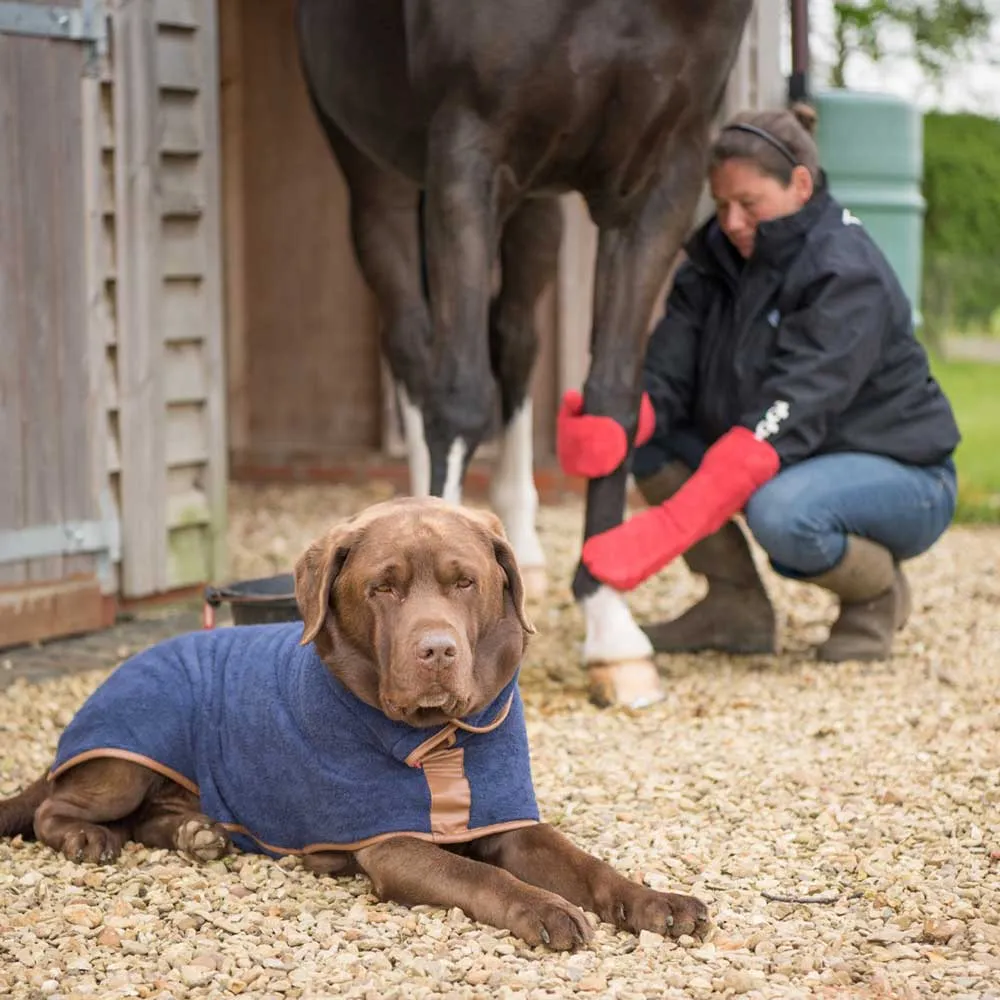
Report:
709,102,820,185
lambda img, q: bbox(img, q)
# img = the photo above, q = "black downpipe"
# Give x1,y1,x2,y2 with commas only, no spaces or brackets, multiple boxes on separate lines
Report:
788,0,811,103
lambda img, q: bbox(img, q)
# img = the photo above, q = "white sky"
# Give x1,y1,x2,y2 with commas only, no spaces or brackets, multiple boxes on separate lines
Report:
781,0,1000,118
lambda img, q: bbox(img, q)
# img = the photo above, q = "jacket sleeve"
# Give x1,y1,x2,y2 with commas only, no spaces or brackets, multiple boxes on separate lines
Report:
641,261,705,439
738,255,889,466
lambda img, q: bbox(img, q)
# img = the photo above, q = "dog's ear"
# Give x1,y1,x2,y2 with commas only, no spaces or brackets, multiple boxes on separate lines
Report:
462,507,535,636
493,534,536,635
295,520,358,645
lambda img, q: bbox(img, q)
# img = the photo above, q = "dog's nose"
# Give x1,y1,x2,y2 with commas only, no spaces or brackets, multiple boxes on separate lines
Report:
417,632,458,667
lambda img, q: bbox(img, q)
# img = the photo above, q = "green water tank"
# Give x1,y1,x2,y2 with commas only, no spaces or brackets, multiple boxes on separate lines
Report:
813,88,925,326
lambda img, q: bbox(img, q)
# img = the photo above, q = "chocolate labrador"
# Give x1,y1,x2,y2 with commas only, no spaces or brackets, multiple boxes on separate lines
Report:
0,497,707,950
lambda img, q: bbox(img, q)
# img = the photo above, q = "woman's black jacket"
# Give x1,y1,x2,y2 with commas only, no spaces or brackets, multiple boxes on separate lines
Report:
642,176,960,468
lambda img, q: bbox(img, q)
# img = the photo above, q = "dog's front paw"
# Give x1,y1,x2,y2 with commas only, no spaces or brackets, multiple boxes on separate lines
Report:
507,893,594,951
614,887,710,940
175,817,232,862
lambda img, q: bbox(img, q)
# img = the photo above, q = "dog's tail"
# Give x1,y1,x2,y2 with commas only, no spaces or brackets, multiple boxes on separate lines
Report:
0,772,50,840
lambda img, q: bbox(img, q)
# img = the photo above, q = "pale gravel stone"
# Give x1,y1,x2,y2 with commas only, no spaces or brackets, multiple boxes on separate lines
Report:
0,485,997,998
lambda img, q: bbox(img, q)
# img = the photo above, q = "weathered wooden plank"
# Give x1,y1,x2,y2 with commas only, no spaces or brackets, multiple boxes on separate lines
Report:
160,92,202,154
164,341,206,402
166,489,211,529
0,577,112,649
165,403,208,466
156,0,199,29
197,0,229,584
114,0,167,597
220,0,249,457
162,189,203,218
14,0,83,9
83,64,117,593
161,152,204,215
106,425,121,475
0,34,27,587
99,77,114,150
162,278,205,342
162,216,205,277
100,148,114,214
100,213,116,279
157,24,200,92
16,36,63,584
167,524,210,589
104,349,119,410
53,33,99,583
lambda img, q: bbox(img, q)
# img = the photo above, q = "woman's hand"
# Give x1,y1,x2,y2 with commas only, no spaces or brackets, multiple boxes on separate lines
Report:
581,427,780,590
557,389,656,479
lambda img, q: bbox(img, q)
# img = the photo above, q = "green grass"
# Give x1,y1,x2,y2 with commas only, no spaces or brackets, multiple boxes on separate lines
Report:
927,355,1000,523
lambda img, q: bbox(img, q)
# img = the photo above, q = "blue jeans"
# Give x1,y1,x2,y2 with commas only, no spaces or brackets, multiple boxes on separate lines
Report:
632,428,958,578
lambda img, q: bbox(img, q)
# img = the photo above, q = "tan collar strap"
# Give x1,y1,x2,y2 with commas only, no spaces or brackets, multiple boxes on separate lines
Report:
405,691,515,768
449,691,514,733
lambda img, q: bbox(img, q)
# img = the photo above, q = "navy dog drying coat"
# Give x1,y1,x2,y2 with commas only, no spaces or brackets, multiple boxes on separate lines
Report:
49,623,540,857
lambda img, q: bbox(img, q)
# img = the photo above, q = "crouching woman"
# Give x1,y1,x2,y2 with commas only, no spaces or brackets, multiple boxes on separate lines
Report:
559,103,960,662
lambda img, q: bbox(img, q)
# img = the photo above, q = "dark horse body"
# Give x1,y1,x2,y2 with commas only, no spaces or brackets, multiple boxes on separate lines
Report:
295,0,752,706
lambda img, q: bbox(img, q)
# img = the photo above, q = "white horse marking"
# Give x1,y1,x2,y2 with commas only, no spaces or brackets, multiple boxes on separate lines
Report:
582,585,655,663
489,401,545,571
397,382,431,497
442,437,467,505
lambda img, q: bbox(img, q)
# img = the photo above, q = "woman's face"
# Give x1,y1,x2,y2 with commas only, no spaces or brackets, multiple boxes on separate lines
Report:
710,159,814,259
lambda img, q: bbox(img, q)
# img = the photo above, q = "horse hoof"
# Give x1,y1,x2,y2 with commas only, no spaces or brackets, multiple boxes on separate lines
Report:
520,564,548,601
587,659,664,709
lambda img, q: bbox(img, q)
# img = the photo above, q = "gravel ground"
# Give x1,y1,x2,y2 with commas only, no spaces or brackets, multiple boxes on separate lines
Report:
1,481,998,1000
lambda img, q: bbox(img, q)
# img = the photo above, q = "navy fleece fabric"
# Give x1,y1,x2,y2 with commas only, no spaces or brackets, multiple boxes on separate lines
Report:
50,623,539,857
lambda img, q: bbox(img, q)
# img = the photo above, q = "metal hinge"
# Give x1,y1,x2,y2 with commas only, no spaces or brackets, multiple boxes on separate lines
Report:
0,0,107,58
0,491,121,592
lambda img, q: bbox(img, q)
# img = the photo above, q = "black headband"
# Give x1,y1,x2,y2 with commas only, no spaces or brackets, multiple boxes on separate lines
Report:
721,123,798,166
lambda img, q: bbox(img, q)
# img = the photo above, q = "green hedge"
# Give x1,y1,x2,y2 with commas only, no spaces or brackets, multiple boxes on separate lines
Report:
922,111,1000,337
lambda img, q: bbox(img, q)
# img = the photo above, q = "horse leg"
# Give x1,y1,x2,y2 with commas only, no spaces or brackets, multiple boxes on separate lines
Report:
420,110,503,499
577,134,711,709
488,196,563,598
311,110,435,496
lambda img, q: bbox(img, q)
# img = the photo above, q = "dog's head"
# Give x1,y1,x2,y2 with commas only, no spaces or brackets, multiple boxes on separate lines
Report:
294,496,535,726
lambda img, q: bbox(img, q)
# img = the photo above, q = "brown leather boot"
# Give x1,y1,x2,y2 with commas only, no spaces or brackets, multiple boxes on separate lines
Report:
894,566,912,631
804,535,901,662
635,463,776,655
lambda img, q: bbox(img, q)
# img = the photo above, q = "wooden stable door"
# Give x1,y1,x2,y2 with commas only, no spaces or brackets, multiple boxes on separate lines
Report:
0,0,116,646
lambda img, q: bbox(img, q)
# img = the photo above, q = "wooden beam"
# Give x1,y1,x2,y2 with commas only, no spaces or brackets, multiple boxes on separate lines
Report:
193,0,228,585
219,0,249,459
0,33,26,588
0,577,115,650
113,0,167,597
82,64,116,595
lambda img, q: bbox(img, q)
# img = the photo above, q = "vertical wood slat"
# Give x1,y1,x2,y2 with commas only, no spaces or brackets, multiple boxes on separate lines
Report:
82,52,114,592
220,0,248,457
17,37,63,584
53,30,97,581
114,0,166,597
193,0,228,583
0,33,26,587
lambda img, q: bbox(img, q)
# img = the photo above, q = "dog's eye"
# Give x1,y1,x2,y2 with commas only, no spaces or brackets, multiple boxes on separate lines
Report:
455,577,475,590
371,583,394,596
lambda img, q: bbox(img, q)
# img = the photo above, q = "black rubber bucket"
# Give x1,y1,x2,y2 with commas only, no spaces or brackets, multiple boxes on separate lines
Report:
203,573,302,627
